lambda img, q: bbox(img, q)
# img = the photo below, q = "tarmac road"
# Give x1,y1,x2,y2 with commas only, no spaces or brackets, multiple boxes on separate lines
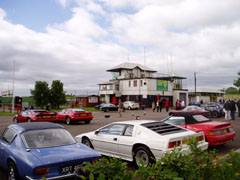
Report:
0,109,240,179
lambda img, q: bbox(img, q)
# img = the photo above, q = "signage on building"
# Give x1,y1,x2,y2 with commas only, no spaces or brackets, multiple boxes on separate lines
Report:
1,90,13,96
157,80,168,91
88,96,98,103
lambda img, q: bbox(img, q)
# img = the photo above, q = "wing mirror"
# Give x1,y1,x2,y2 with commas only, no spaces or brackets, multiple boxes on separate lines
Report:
95,131,99,135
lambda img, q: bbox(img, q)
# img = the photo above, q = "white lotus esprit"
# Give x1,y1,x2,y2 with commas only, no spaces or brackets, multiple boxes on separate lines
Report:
75,120,208,167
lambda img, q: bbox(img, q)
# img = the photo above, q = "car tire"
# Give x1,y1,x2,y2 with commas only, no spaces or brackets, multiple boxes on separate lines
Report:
211,111,219,118
84,119,91,124
13,117,18,123
27,118,31,122
133,146,155,168
66,117,71,125
8,161,19,180
82,137,93,149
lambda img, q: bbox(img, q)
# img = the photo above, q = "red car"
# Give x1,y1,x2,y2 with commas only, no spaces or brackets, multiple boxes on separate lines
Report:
163,113,236,146
169,105,210,117
13,110,57,123
57,109,93,125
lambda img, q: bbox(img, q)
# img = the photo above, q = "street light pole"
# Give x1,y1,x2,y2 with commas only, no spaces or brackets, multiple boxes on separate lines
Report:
11,60,15,114
194,72,197,97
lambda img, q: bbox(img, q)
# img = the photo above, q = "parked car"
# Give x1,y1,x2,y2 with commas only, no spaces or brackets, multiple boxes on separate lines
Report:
0,122,101,180
99,103,118,112
95,103,105,110
188,102,201,107
75,120,208,167
169,105,210,117
57,109,93,125
123,101,139,110
201,102,225,118
162,113,236,146
13,110,57,123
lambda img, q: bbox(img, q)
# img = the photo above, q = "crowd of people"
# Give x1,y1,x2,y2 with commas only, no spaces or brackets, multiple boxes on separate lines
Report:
223,98,240,120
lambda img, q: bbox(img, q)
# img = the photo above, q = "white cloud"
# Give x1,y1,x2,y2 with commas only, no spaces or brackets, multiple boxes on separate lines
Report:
1,0,240,95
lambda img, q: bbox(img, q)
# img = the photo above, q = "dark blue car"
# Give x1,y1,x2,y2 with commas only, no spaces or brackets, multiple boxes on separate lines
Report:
0,122,101,180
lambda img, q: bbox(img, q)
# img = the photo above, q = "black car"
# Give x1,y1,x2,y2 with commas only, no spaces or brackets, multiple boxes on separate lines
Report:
99,103,118,112
201,102,224,118
95,103,105,110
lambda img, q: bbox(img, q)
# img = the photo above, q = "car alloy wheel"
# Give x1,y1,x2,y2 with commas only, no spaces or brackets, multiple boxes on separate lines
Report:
212,111,218,118
66,117,71,125
134,146,155,168
8,162,19,180
82,138,93,148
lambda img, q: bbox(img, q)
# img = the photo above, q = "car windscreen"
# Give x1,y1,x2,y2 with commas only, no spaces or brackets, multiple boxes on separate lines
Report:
21,128,76,148
192,115,210,122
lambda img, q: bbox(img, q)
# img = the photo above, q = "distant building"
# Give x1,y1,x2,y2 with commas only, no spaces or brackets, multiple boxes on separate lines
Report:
98,63,188,108
75,95,99,107
188,88,225,104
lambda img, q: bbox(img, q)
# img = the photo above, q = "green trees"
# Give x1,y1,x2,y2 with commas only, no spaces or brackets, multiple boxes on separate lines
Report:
50,80,66,109
31,80,66,109
31,81,50,109
234,72,240,93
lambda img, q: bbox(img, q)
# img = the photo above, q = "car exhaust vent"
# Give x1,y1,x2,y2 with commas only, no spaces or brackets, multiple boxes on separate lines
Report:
142,122,187,135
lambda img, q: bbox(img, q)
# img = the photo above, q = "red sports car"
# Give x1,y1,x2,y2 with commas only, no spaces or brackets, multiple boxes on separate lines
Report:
163,113,236,146
57,109,93,125
169,105,210,117
13,110,57,123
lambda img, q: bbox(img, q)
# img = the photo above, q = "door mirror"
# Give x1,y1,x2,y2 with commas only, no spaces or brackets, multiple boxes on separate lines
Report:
95,131,99,135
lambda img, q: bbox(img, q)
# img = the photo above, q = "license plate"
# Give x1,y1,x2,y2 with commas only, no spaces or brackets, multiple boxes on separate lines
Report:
43,116,51,119
60,164,82,174
182,138,190,144
80,114,87,116
221,129,227,134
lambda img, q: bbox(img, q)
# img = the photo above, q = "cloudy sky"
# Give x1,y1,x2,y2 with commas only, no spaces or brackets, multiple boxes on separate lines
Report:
0,0,240,96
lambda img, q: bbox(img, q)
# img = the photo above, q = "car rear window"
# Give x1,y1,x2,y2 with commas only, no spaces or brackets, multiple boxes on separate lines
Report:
192,115,210,122
142,122,187,135
21,128,76,148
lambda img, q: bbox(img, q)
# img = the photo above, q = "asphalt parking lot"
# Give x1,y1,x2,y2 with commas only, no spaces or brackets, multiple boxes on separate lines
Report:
0,109,240,179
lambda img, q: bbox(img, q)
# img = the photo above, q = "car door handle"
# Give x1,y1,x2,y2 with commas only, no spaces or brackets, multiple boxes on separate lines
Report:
113,138,117,141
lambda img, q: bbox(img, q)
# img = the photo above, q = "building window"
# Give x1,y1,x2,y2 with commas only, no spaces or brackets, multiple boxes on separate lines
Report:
115,84,119,90
134,80,137,87
107,85,112,90
129,81,131,87
140,80,143,86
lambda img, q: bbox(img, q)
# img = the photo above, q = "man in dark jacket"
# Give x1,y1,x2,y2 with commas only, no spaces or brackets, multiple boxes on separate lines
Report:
230,99,236,120
237,98,240,117
223,100,231,120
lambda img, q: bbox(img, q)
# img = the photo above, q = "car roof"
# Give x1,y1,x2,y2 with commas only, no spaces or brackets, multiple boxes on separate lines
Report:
9,122,64,132
113,120,156,125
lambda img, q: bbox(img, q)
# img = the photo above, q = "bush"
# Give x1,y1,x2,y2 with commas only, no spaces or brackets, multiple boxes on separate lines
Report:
79,138,240,180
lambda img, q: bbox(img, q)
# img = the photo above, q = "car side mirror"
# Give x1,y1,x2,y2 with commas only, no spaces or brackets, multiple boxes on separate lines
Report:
95,131,99,135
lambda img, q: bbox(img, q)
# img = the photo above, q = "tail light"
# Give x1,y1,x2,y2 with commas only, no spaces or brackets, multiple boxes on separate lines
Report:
197,135,204,141
168,140,181,149
34,168,49,176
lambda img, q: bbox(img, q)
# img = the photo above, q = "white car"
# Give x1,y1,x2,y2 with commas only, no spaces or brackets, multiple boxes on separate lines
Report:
75,120,208,167
123,101,140,110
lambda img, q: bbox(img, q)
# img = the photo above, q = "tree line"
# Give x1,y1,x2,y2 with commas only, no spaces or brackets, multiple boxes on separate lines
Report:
221,72,240,94
31,80,66,109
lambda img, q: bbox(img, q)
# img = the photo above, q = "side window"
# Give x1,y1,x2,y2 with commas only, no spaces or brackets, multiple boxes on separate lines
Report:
109,124,125,135
2,128,17,143
123,125,134,136
98,125,111,134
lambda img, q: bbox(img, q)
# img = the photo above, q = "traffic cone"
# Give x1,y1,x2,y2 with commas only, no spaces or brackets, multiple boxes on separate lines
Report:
136,116,140,120
105,113,110,118
144,111,146,115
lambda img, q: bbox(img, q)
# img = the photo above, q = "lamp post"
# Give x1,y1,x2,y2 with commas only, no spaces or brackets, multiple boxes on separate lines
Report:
11,60,15,114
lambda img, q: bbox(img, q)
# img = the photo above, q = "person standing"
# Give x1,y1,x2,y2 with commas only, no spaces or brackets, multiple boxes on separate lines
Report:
152,101,156,112
230,99,236,120
237,98,240,117
223,100,231,120
156,100,160,112
165,100,169,112
176,99,181,110
118,99,123,118
159,99,163,112
181,100,185,109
